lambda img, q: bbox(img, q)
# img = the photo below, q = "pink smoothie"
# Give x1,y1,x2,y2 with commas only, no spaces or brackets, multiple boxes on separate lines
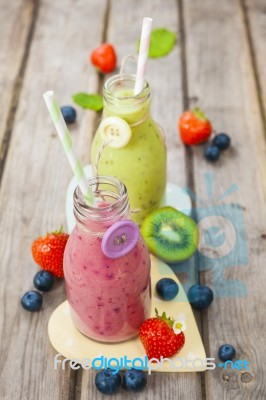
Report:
64,223,151,342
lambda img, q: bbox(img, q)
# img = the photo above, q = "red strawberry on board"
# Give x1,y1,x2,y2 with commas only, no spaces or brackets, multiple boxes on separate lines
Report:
90,43,117,74
139,309,185,360
31,226,69,278
179,107,212,145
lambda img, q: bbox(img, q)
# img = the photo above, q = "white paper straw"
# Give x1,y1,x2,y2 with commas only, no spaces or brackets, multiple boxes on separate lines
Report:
43,90,94,205
134,17,153,95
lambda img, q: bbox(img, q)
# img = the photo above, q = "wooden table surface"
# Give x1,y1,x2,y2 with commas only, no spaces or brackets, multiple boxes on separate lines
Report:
1,0,266,399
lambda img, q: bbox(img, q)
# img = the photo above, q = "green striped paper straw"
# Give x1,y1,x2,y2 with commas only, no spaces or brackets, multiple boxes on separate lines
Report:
43,90,94,204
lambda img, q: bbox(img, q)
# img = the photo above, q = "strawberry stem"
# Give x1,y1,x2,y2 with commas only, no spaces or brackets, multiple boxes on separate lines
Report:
155,308,174,328
193,107,207,121
51,225,63,235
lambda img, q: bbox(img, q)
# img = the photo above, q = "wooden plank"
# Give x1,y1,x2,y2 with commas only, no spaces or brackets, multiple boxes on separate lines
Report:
79,0,202,399
0,0,35,175
0,0,107,399
183,0,266,398
244,0,266,122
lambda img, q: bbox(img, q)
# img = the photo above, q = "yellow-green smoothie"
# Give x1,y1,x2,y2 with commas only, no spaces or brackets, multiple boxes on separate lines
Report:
91,74,166,224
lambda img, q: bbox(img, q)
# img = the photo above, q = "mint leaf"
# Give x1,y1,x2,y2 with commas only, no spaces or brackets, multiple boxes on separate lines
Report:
137,28,176,58
72,93,103,111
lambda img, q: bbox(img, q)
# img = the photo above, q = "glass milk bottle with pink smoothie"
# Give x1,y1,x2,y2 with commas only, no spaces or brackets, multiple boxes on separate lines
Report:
64,176,151,342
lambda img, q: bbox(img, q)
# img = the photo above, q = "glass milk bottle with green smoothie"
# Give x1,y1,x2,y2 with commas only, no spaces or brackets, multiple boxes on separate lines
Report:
91,74,166,225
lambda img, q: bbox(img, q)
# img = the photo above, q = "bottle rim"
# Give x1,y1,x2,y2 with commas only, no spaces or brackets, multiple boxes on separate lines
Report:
73,175,129,224
103,73,150,105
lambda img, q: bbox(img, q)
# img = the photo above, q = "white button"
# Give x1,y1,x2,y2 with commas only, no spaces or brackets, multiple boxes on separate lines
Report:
99,116,132,148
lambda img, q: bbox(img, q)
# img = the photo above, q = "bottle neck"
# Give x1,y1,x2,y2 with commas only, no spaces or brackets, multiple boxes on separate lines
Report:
103,74,151,126
73,176,130,236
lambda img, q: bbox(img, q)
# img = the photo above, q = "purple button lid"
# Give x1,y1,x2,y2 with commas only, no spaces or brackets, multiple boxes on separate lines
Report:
101,220,140,259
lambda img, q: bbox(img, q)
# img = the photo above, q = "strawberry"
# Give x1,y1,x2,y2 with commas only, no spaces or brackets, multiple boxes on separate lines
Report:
31,226,69,278
139,309,185,360
179,107,212,145
90,43,117,74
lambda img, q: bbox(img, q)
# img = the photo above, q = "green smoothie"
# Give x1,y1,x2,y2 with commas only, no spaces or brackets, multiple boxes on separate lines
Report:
91,74,166,224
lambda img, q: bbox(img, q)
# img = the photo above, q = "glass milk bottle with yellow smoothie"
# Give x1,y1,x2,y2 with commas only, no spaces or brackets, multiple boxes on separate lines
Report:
91,74,166,225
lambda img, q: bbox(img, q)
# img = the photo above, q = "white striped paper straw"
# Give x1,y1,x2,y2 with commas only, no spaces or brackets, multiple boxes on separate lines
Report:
43,90,94,205
134,17,153,95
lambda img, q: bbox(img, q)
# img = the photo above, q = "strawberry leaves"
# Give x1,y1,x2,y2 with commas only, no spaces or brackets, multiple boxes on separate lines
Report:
155,308,174,328
193,107,208,121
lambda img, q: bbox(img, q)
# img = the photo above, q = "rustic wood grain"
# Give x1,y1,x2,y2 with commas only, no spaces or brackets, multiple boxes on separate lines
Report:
0,0,35,178
1,0,266,399
79,0,202,398
243,0,266,125
0,0,107,399
183,0,266,398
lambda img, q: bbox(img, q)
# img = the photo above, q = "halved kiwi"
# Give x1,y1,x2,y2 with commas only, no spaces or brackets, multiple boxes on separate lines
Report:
141,206,199,263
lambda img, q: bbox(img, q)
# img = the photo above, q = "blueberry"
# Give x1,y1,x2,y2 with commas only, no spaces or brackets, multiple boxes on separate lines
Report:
123,368,147,392
188,284,213,309
218,344,236,361
60,106,76,123
21,290,43,311
213,133,231,150
204,145,220,162
34,270,54,292
156,278,179,301
95,368,121,395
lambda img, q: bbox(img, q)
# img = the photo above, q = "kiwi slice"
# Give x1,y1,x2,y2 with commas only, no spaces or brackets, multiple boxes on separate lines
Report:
141,206,199,263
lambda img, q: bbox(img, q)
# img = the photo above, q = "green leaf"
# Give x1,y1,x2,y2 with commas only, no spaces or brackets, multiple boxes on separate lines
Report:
193,107,207,121
72,93,103,111
137,28,176,58
156,309,174,328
